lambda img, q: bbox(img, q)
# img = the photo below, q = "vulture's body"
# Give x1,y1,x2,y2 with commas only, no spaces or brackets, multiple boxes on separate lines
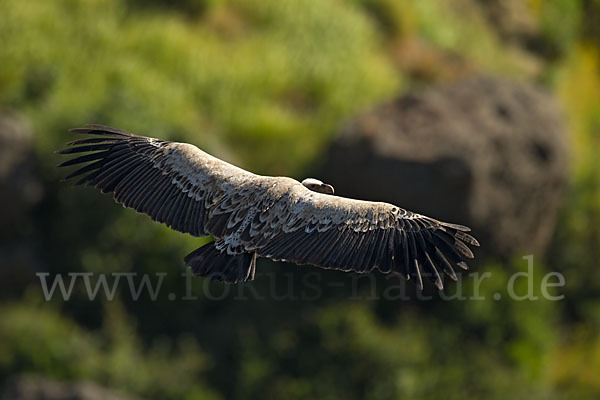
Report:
58,125,479,289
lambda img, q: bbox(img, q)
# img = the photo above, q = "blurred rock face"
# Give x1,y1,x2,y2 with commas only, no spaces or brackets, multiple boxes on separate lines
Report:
321,77,569,259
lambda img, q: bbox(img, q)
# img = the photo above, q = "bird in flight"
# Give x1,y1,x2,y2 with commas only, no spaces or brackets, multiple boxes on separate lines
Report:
58,125,479,290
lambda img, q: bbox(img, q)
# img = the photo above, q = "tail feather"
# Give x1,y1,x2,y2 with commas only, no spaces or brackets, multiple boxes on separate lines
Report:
184,242,256,283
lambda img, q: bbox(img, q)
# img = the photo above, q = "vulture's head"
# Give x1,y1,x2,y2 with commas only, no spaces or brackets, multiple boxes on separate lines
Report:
302,178,335,195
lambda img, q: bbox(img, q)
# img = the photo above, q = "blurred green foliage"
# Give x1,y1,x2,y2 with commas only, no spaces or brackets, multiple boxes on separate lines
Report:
0,301,218,400
0,0,398,173
1,0,600,399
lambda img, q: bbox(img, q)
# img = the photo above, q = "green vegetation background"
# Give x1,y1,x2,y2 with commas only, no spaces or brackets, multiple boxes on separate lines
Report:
1,0,599,399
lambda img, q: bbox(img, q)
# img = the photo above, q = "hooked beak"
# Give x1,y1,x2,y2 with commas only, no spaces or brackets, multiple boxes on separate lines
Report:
321,184,335,195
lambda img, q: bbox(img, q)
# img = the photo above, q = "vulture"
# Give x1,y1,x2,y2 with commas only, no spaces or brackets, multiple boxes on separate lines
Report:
58,125,479,290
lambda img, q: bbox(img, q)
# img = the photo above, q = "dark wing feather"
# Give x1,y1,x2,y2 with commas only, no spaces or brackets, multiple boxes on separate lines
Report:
252,192,479,290
57,125,250,237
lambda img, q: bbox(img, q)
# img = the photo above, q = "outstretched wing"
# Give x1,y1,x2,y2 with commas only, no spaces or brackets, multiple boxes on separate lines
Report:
57,125,259,237
243,191,479,290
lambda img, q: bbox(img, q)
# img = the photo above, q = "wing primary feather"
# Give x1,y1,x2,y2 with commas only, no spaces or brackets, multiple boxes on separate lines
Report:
137,175,166,215
339,231,364,270
300,231,328,265
431,231,466,260
193,197,208,236
154,178,185,222
70,125,132,136
366,228,385,270
360,229,381,272
414,230,443,288
399,229,410,276
164,191,187,229
313,229,343,267
408,220,428,250
406,232,423,287
349,229,372,273
413,259,424,290
68,128,127,137
262,229,302,260
127,168,162,210
112,164,151,204
320,232,346,268
353,230,373,270
272,230,314,261
180,192,199,234
63,159,106,180
433,230,474,259
57,151,111,167
281,231,309,259
98,160,143,194
367,228,386,270
140,178,172,216
454,231,480,246
424,251,443,290
454,239,475,259
154,184,180,223
56,143,115,154
148,179,181,222
120,163,161,207
130,168,164,209
290,230,323,264
438,221,471,232
433,248,458,281
65,137,120,146
376,228,394,273
327,228,354,267
109,161,148,195
322,230,344,266
91,154,144,187
187,196,204,236
80,148,138,186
